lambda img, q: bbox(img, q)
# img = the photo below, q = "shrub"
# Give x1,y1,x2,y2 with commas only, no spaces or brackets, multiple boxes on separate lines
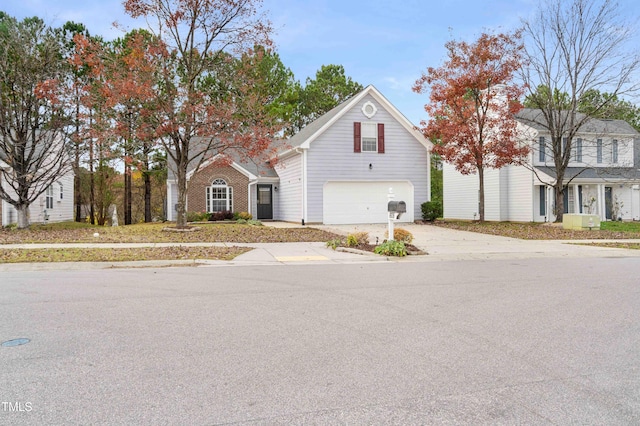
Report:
374,240,407,257
236,218,248,224
238,211,252,220
346,232,369,247
326,238,342,250
247,219,263,226
187,211,210,222
210,210,234,221
422,200,443,221
385,227,413,243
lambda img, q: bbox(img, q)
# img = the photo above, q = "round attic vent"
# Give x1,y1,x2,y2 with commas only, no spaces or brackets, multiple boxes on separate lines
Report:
362,101,377,119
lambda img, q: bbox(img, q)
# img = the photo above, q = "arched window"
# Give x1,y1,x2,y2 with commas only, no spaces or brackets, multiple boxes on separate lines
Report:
206,178,233,212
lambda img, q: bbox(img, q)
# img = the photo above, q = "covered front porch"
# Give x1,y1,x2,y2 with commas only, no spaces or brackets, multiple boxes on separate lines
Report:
536,181,639,222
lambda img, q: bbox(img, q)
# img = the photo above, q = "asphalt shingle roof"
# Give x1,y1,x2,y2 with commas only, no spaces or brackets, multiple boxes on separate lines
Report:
516,108,639,136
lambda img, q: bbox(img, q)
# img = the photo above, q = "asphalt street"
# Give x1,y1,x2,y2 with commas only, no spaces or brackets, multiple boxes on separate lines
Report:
1,257,639,424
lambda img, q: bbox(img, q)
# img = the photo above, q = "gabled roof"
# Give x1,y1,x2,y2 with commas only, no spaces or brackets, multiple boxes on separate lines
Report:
516,109,639,136
279,85,431,157
167,137,279,181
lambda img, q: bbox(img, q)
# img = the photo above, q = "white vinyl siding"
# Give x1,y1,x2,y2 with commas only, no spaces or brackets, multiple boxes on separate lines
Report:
305,94,429,223
22,174,75,224
274,154,303,222
443,163,534,222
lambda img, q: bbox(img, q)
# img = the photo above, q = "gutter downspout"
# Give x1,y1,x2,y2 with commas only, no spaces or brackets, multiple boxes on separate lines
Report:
248,180,257,219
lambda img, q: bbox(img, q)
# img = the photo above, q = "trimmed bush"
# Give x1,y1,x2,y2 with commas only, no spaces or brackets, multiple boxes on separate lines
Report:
234,211,252,220
421,200,443,221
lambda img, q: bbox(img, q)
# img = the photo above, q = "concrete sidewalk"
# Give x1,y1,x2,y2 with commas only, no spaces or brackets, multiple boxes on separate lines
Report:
1,222,640,271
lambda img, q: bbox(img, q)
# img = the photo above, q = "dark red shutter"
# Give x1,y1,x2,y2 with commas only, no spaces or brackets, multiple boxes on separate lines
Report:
377,123,385,153
354,122,361,153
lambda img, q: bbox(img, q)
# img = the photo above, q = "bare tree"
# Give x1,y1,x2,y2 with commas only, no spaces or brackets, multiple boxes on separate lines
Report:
520,0,640,221
0,14,70,228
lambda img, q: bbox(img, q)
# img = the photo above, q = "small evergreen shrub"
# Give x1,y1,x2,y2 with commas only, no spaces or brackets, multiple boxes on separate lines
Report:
374,240,407,257
234,211,252,220
247,219,263,226
421,200,443,221
236,218,248,224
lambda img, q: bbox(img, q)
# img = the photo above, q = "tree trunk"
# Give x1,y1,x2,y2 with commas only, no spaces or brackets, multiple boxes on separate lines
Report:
554,183,564,223
144,171,152,223
124,163,132,225
74,99,82,223
74,173,82,222
175,166,188,228
16,204,30,229
89,138,95,225
478,167,485,222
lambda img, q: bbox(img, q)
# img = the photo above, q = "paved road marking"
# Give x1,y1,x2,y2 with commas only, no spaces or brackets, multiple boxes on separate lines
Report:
275,255,329,262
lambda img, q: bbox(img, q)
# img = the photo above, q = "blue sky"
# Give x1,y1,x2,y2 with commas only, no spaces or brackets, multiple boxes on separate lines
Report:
3,0,640,125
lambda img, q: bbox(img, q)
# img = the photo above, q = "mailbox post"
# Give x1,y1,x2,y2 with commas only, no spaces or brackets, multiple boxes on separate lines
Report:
387,188,406,241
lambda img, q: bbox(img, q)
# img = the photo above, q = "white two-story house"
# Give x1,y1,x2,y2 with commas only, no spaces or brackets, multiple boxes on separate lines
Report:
443,109,640,222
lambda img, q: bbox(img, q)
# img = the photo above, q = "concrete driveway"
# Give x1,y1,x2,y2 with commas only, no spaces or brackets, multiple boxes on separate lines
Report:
312,222,640,261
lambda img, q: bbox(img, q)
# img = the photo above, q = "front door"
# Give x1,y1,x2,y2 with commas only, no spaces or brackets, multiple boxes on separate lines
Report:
257,184,273,220
605,186,613,220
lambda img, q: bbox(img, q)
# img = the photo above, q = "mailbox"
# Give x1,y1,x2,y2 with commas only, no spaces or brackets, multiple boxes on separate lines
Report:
387,201,406,213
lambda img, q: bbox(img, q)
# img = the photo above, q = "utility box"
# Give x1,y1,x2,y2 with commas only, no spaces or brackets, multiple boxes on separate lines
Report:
562,214,600,230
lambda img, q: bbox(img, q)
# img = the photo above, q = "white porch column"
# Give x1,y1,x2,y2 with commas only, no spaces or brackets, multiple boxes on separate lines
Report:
598,184,605,219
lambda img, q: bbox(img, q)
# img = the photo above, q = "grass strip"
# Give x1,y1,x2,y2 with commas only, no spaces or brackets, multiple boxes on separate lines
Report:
0,246,252,263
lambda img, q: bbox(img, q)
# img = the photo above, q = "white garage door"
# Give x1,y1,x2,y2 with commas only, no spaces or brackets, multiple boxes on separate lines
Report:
323,181,413,224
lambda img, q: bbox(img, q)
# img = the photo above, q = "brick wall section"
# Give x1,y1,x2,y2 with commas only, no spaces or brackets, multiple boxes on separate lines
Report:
187,163,249,214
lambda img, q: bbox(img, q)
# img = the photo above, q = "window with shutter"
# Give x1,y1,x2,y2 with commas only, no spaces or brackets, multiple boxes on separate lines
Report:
377,123,385,153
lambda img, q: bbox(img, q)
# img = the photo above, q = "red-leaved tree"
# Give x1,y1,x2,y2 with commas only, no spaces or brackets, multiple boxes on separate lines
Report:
124,0,278,228
413,31,529,222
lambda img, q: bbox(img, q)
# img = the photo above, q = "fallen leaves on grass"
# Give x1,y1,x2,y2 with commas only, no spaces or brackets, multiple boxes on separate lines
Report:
0,223,341,244
433,221,640,240
0,246,251,263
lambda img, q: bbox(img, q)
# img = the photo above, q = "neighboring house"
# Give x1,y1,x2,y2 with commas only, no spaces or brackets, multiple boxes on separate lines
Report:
167,85,433,224
0,159,74,226
443,108,640,222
